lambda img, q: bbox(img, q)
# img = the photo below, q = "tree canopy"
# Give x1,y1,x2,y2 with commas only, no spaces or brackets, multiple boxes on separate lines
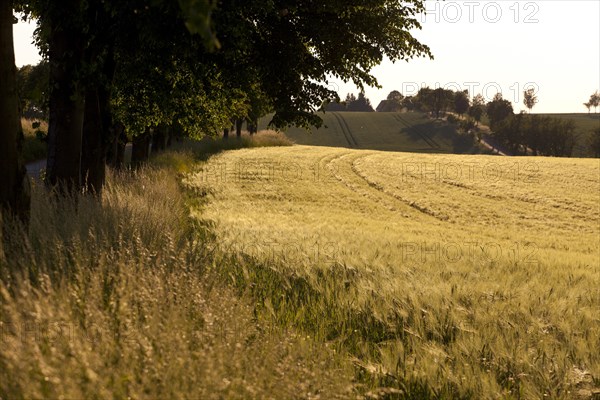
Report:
5,0,432,196
486,93,514,129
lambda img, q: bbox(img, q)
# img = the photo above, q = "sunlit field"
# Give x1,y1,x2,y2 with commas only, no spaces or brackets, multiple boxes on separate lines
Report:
187,145,600,398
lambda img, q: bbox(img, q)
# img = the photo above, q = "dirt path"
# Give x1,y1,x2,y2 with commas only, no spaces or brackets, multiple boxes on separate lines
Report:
472,122,508,156
444,112,508,156
26,159,46,180
477,134,508,156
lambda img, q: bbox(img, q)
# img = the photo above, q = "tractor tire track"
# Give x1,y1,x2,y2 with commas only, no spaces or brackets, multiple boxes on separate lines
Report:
393,114,441,150
332,112,359,148
349,157,450,221
324,152,447,221
325,152,403,214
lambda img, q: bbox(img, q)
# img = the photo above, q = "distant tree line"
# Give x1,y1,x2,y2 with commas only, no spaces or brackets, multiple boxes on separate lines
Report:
375,87,599,157
326,92,374,112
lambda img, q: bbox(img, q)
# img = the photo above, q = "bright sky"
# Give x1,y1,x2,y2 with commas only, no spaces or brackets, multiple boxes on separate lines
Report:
12,1,600,113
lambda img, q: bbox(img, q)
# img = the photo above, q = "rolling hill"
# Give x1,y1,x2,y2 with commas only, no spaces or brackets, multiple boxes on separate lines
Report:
261,111,488,154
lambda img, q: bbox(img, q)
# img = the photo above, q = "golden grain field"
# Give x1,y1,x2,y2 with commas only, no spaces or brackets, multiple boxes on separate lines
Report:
187,145,600,399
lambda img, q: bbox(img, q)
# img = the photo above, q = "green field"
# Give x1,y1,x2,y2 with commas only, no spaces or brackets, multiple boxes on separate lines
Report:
188,145,600,398
261,111,486,154
275,111,599,158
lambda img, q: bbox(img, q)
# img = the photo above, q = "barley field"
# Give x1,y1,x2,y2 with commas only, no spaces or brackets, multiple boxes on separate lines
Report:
187,145,600,398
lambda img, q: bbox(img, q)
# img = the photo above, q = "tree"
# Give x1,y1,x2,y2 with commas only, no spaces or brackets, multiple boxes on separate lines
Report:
345,93,357,104
453,90,469,116
387,90,404,103
326,101,346,112
415,87,453,118
496,114,579,157
377,90,404,112
546,118,577,157
523,87,538,113
521,114,543,155
486,93,514,129
584,102,591,114
29,1,88,193
494,113,525,154
16,0,432,200
0,0,30,226
225,0,431,128
16,61,49,119
588,91,600,113
347,92,374,112
468,94,485,126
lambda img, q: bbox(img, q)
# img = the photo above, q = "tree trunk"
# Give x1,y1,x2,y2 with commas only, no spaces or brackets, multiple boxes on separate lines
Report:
115,125,127,168
151,125,167,154
45,10,86,193
81,89,105,195
80,0,117,192
236,118,243,137
247,118,258,135
131,130,150,167
107,122,126,169
223,128,229,139
0,0,30,225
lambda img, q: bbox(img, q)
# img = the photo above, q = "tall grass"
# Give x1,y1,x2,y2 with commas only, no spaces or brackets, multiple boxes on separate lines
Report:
0,151,353,399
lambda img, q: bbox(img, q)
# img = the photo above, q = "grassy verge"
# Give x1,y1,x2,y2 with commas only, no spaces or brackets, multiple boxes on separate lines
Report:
171,129,295,161
0,147,354,399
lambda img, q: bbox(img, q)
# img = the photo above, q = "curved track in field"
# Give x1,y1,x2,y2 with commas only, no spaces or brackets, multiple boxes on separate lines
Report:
322,151,449,221
331,112,358,148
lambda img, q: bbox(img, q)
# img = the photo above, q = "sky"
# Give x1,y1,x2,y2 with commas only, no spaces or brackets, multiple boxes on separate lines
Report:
12,1,600,113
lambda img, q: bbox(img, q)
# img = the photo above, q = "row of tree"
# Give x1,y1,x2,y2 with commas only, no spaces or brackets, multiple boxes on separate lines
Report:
1,0,432,226
326,93,375,112
485,92,599,157
375,87,597,157
494,113,578,157
388,87,486,123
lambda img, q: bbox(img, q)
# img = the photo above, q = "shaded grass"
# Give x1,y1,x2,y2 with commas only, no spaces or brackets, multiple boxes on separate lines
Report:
170,129,294,162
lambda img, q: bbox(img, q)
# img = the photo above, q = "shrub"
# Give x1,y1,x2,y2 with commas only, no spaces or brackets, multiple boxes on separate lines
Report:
21,118,48,163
